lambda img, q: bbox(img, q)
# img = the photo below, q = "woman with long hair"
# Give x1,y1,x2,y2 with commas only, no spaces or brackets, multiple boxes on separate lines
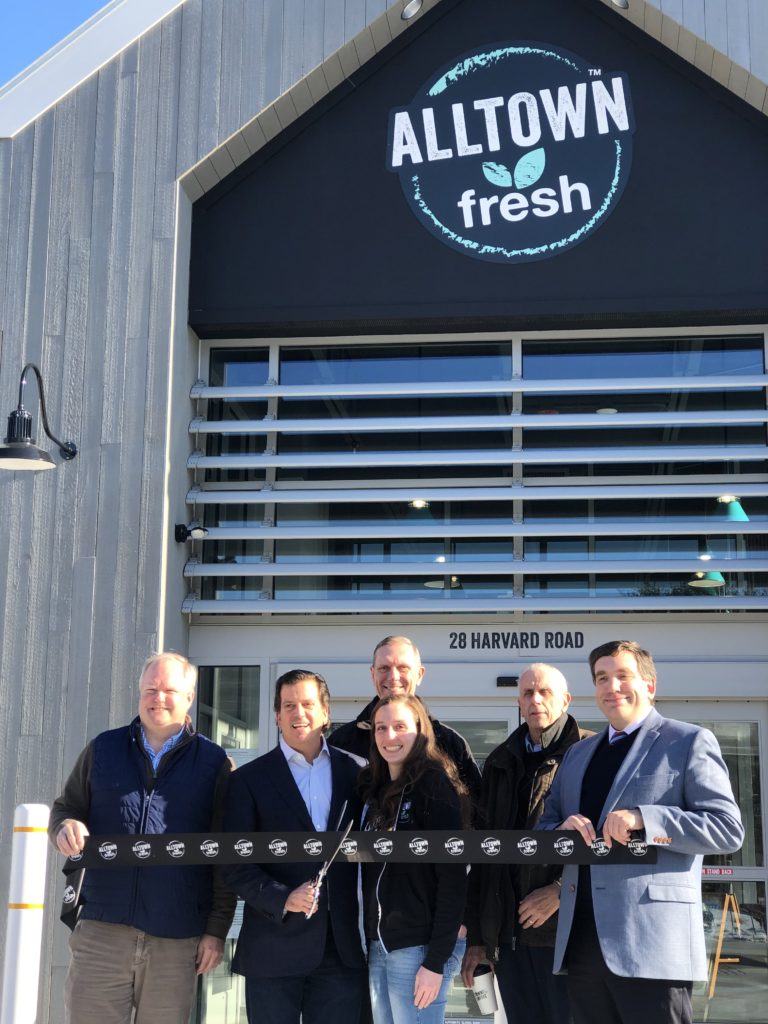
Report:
359,694,470,1024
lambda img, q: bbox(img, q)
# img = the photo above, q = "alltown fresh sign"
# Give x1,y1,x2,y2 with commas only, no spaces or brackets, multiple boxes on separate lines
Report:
387,43,635,264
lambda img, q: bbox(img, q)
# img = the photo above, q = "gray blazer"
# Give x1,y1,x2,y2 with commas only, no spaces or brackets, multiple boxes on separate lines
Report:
539,707,744,981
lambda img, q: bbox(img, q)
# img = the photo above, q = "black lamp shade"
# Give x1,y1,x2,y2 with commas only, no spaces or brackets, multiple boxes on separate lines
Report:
0,442,56,470
0,366,78,472
0,408,56,471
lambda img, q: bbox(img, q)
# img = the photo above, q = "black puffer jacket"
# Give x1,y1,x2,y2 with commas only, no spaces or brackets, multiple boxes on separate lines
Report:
329,696,482,808
464,713,591,956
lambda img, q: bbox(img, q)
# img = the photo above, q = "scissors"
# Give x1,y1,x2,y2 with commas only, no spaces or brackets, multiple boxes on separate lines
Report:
306,805,354,919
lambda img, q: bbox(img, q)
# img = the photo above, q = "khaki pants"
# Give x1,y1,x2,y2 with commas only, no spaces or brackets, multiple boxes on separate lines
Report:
65,920,199,1024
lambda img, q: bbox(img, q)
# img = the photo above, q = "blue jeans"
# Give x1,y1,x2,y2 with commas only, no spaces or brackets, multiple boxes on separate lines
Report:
369,937,465,1024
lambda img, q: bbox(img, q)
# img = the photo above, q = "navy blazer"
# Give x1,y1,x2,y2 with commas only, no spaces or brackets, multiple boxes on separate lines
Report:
222,743,365,978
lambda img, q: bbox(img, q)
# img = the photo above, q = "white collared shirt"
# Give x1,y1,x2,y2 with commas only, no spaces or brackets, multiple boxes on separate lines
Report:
279,733,332,831
608,707,653,744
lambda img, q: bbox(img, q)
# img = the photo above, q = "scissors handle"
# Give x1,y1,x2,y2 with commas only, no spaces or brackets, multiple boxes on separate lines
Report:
305,873,322,919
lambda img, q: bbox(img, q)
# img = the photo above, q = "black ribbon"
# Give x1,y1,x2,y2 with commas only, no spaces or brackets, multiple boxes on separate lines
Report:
63,829,655,870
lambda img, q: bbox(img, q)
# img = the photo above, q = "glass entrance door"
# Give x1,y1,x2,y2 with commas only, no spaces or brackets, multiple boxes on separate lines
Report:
654,701,767,1024
196,666,261,1024
427,704,514,1024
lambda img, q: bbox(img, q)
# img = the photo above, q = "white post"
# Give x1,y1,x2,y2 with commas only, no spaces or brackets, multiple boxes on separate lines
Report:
1,804,50,1024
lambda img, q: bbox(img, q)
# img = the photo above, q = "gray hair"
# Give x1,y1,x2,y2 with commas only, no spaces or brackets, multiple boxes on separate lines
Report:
520,663,569,692
140,652,198,691
371,635,422,666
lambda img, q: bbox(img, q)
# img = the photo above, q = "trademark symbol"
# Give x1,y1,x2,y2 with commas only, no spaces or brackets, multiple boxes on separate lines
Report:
589,68,602,77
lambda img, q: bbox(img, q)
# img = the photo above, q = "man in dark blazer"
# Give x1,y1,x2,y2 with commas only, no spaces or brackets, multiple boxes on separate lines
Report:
540,640,744,1024
222,669,366,1024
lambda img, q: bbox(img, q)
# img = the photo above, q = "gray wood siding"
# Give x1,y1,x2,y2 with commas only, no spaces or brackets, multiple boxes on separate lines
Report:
646,0,768,81
0,2,388,1020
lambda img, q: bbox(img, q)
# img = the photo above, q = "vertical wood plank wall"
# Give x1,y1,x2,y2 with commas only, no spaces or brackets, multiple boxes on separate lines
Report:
646,0,768,83
0,2,390,1019
0,0,764,1020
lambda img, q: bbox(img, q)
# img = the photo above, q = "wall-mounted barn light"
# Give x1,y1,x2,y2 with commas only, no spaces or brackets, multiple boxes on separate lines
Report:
0,363,77,471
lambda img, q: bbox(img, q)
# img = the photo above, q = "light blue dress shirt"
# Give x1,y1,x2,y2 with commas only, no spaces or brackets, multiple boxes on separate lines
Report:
140,724,186,774
279,733,332,831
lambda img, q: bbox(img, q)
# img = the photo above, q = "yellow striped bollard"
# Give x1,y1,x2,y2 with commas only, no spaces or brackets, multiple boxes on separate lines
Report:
1,805,50,1024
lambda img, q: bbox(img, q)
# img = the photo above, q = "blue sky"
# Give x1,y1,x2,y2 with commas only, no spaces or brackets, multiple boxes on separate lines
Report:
1,1,108,89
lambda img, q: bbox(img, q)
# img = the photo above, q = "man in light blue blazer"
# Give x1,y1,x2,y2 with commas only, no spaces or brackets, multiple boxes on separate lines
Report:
540,640,743,1024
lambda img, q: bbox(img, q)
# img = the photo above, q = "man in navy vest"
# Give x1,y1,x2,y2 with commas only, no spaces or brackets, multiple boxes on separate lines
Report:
50,652,234,1024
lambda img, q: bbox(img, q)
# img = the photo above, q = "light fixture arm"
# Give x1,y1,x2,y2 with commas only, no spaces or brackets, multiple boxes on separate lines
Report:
9,363,77,460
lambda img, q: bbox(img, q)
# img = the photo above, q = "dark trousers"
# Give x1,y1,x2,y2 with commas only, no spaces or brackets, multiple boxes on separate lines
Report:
566,912,692,1024
244,932,366,1024
496,942,572,1024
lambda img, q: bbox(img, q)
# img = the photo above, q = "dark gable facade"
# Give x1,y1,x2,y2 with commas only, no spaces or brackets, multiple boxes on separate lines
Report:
189,0,768,336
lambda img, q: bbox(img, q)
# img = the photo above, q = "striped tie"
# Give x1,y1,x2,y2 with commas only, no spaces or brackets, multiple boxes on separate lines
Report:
610,731,627,744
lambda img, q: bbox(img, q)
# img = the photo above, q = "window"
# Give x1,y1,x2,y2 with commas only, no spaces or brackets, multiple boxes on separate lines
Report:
182,331,767,615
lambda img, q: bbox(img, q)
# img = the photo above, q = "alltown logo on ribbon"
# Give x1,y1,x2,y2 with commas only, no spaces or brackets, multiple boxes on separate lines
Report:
386,43,635,264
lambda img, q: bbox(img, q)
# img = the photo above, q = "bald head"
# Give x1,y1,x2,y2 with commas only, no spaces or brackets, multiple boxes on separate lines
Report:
518,663,571,743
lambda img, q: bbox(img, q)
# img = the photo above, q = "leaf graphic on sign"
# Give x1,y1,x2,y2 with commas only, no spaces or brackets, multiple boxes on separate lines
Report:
482,161,513,188
513,148,546,189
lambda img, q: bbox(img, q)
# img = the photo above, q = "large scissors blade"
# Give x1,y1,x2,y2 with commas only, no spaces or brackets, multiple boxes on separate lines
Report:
305,815,354,919
317,817,354,885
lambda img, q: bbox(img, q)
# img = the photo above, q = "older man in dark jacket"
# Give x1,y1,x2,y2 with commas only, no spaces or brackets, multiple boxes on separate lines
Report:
462,663,591,1024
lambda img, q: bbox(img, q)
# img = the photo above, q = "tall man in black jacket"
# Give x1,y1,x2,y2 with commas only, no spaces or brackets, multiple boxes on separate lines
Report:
329,635,481,804
461,663,591,1024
